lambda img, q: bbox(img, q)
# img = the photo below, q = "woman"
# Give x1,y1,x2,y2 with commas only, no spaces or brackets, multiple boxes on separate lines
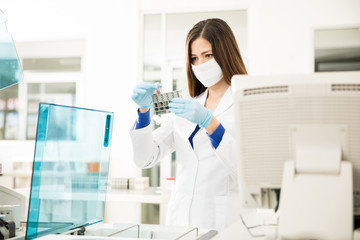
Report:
130,18,247,231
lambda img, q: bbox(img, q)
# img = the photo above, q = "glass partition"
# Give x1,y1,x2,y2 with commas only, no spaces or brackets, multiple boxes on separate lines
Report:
26,103,113,240
0,10,23,90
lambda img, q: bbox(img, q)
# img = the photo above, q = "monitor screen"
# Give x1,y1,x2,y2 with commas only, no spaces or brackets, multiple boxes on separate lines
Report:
232,71,360,215
26,103,113,240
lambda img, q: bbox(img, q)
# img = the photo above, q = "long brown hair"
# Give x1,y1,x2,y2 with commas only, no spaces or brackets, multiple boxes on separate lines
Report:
185,18,247,97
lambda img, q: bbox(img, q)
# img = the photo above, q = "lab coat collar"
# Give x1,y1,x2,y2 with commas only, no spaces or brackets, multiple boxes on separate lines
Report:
197,88,208,106
198,86,232,117
213,86,232,117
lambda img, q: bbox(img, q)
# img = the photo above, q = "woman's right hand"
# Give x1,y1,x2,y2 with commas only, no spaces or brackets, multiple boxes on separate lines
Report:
131,82,160,110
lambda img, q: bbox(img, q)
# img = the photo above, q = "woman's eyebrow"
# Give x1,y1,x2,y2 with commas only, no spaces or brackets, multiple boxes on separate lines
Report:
191,50,212,56
201,50,212,55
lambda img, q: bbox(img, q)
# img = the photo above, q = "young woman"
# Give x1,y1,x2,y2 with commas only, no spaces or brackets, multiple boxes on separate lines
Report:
130,18,247,231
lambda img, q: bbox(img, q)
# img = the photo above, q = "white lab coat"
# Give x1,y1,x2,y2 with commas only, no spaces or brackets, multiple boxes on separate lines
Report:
129,86,241,231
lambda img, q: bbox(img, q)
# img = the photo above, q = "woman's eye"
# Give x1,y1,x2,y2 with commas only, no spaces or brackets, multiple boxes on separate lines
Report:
205,54,213,58
191,57,197,63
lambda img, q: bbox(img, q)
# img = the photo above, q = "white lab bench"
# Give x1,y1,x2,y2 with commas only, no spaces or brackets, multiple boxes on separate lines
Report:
35,223,204,240
12,222,210,240
10,188,360,239
14,187,171,225
8,210,360,240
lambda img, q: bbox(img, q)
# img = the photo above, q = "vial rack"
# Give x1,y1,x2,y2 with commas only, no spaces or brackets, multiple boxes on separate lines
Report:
153,90,182,115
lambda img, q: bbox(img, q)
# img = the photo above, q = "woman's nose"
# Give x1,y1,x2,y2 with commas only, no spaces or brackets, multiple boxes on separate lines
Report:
198,57,207,65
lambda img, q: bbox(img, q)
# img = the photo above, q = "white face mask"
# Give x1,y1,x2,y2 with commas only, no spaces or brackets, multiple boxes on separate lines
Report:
191,58,223,87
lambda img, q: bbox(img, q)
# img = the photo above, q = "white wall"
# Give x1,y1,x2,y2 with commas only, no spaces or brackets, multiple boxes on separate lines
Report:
140,0,360,74
81,1,140,179
247,0,360,74
0,0,141,179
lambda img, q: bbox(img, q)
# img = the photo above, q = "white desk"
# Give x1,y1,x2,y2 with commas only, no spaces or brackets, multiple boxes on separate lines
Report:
32,223,202,240
212,211,360,240
211,219,254,240
212,210,278,240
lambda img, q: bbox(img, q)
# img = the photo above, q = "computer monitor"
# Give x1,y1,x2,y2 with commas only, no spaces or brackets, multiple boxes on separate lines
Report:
232,71,360,215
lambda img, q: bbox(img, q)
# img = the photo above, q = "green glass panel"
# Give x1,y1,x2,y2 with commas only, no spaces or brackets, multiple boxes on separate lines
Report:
26,103,113,239
0,10,23,90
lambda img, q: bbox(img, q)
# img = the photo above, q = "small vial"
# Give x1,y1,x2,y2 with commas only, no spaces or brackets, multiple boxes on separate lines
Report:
153,82,161,95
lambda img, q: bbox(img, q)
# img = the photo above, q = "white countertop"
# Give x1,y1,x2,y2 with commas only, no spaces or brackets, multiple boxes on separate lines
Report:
14,187,171,204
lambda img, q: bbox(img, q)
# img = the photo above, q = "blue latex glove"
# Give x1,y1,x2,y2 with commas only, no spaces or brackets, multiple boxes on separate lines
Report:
131,82,160,108
169,98,212,128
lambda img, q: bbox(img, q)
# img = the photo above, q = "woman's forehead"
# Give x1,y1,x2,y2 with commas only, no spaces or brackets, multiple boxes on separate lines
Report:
191,37,212,54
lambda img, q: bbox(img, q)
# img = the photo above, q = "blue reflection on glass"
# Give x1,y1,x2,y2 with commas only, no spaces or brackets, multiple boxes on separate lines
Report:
26,104,113,240
0,9,23,90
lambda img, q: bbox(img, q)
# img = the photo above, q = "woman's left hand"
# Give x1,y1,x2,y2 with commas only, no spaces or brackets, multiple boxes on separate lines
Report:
169,98,212,128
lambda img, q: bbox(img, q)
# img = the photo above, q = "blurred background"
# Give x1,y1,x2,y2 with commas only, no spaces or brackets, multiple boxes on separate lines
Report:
0,0,359,226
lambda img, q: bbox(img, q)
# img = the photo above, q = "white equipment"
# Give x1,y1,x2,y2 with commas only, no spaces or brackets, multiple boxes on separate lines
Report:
232,71,360,239
0,185,26,225
0,205,20,229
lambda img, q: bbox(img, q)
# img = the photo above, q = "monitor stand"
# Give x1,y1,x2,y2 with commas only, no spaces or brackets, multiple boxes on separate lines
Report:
278,125,353,239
